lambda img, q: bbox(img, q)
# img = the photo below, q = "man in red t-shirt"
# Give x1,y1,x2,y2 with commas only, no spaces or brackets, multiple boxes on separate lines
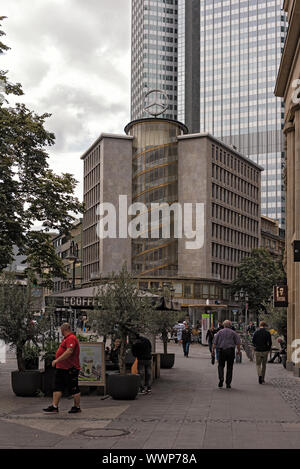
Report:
43,323,81,414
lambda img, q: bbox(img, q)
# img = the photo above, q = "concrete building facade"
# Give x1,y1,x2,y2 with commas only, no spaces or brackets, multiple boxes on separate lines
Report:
275,0,300,370
80,118,262,316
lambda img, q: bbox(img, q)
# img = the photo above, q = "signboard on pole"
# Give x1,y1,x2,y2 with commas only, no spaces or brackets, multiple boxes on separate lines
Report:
273,285,288,308
79,342,106,387
201,314,211,345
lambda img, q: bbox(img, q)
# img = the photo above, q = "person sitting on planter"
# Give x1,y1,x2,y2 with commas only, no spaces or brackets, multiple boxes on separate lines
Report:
43,323,81,414
131,334,152,395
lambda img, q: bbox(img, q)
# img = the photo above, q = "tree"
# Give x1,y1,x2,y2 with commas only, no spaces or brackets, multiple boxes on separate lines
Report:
147,306,181,355
258,303,287,341
0,17,83,284
0,272,50,371
232,248,286,314
89,265,155,375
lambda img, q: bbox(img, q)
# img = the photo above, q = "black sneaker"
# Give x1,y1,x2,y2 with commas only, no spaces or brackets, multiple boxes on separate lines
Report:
43,405,59,414
259,376,263,384
68,406,81,414
146,388,152,394
218,381,223,388
139,388,147,395
226,384,231,389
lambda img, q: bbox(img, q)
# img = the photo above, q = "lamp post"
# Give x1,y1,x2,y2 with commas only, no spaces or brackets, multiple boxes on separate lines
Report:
234,288,249,331
66,241,81,291
158,282,175,309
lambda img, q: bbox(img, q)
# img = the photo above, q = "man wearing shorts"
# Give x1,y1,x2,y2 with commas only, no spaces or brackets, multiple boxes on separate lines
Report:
43,323,81,414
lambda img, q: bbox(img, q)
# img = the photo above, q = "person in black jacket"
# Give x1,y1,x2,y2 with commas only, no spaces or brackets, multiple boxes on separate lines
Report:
252,321,272,384
181,322,192,357
131,334,152,394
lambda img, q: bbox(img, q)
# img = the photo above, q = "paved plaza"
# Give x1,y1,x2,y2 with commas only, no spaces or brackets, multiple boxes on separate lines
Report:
1,341,300,450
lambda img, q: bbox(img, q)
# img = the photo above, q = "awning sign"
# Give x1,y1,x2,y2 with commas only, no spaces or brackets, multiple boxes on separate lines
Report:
45,296,100,309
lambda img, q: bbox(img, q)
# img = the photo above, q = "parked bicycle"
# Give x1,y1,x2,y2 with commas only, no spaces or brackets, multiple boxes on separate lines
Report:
240,332,255,361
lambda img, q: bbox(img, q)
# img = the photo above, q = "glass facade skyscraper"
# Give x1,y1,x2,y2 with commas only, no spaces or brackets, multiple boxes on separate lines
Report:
131,0,179,120
131,0,287,226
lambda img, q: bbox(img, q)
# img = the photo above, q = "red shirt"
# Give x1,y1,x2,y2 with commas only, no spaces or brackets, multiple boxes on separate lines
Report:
56,333,80,370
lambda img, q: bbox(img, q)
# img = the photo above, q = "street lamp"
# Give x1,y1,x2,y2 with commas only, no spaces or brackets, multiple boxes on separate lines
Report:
159,282,175,309
234,288,249,330
66,241,82,291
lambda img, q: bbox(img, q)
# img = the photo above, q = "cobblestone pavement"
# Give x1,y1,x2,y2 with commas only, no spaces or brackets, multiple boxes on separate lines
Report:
1,342,300,449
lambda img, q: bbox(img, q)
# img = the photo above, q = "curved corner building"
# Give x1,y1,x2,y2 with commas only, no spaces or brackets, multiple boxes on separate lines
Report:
125,118,188,278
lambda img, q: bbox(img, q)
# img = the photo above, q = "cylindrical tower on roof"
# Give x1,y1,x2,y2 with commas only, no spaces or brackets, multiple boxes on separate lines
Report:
125,118,188,278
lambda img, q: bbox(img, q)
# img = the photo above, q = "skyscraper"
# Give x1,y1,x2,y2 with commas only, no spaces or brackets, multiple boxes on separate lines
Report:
131,0,287,227
131,0,179,121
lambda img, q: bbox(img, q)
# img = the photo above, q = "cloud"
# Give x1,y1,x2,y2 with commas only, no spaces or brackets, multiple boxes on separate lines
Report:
1,0,132,200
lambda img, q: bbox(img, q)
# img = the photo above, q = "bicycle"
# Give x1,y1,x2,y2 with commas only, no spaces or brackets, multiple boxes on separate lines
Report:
240,333,255,361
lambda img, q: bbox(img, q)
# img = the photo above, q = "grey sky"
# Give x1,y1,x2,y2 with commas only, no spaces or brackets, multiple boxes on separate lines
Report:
1,0,131,200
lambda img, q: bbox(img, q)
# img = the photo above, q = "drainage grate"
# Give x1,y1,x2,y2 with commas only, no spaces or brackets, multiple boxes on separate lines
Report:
76,428,131,439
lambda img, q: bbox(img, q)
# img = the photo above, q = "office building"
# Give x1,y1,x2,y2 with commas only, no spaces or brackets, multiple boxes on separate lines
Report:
131,0,287,227
80,117,262,314
275,0,300,371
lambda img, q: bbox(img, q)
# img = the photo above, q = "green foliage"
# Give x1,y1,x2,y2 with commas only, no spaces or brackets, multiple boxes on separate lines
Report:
89,265,155,375
41,339,60,361
258,303,287,341
232,248,286,313
0,272,49,371
23,343,41,360
76,333,89,343
147,309,181,354
0,17,83,285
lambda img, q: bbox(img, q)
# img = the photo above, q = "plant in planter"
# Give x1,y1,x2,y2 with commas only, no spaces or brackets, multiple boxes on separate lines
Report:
148,303,181,369
0,273,48,396
89,265,154,400
23,342,41,370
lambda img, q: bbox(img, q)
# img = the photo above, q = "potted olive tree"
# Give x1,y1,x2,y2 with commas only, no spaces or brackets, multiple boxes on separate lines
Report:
148,303,181,369
89,265,153,400
0,273,46,396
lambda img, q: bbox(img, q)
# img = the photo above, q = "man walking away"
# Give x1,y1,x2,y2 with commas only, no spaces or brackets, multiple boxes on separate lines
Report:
212,320,241,389
252,321,272,384
181,322,192,357
43,323,81,414
131,334,152,394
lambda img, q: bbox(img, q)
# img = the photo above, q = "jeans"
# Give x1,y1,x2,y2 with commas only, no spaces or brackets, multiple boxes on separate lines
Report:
255,351,269,380
218,348,235,385
182,341,190,357
137,359,152,389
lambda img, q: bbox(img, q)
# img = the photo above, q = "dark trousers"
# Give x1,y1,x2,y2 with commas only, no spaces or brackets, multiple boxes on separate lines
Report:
182,341,190,356
218,348,235,385
137,359,152,389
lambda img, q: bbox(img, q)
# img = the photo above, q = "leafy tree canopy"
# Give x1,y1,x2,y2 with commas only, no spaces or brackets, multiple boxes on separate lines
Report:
0,17,83,284
231,248,286,313
89,265,156,374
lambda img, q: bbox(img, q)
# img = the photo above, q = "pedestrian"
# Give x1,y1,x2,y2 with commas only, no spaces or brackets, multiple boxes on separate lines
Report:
212,320,241,389
252,321,272,384
43,323,81,414
174,320,185,343
206,326,217,354
131,334,152,394
268,338,286,363
181,322,192,357
247,321,256,335
109,338,121,365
